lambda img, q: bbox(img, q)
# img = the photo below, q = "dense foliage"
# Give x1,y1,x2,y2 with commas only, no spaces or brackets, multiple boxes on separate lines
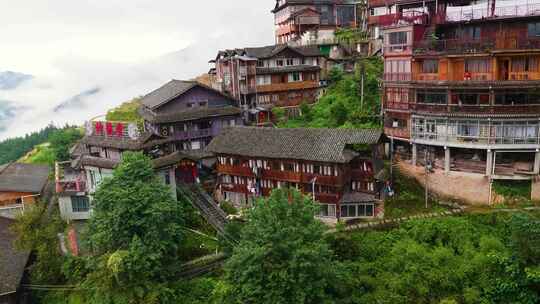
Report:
0,124,57,165
327,212,540,304
1,125,82,166
68,152,186,302
277,57,382,129
12,203,66,285
219,189,338,304
105,97,142,122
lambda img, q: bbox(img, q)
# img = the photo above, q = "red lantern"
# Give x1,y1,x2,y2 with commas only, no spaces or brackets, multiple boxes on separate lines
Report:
95,122,103,135
116,123,124,137
106,122,113,136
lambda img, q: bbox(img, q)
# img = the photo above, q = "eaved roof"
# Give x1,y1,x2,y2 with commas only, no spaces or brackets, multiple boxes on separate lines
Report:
140,80,237,110
0,163,50,194
207,127,383,164
217,44,323,61
0,217,30,296
139,105,242,124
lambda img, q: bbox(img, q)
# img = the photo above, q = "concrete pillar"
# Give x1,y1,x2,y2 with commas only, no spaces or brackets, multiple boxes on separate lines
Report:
444,147,451,174
534,151,540,175
486,150,493,177
412,144,418,166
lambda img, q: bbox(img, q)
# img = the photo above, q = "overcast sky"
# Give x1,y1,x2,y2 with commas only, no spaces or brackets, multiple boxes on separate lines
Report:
0,1,274,139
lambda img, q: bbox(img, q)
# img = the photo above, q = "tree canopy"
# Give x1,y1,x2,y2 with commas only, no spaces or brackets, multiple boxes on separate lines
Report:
220,188,336,304
81,152,186,301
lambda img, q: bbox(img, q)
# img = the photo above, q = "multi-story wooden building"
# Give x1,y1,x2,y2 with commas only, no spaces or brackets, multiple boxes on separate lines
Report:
213,44,325,124
139,80,244,153
207,127,386,220
0,163,49,211
273,0,358,45
371,0,540,202
56,80,239,221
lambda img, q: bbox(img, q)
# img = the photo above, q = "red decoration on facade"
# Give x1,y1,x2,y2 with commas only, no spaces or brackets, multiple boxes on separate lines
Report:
116,123,124,137
106,122,113,136
95,122,104,135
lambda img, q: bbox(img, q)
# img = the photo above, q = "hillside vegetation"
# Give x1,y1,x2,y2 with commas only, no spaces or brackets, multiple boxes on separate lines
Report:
277,57,382,129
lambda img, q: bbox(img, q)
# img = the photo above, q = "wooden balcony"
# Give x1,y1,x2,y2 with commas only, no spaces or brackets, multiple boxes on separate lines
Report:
415,37,540,56
413,103,540,115
383,73,412,82
257,81,320,93
369,12,428,27
385,127,410,139
217,164,255,177
172,128,214,141
261,169,302,182
385,101,413,111
442,3,540,23
351,169,374,181
300,173,344,186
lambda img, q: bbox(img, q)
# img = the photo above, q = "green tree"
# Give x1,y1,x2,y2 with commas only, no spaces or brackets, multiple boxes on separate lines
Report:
12,203,66,284
82,152,185,301
221,188,335,304
49,127,83,162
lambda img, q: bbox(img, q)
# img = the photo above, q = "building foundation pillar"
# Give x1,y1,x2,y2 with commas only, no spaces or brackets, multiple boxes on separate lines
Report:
534,151,540,175
412,143,417,166
486,150,493,177
444,147,451,174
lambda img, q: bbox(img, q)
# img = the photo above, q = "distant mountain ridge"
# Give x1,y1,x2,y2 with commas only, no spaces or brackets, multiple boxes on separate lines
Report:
53,87,101,112
0,71,32,90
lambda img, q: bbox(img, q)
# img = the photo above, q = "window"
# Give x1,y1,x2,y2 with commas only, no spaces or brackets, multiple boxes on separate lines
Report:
276,59,284,66
256,75,271,85
164,171,171,185
319,204,337,218
288,72,301,82
388,31,407,45
71,196,90,213
199,101,208,107
286,59,294,66
528,22,540,37
422,60,439,74
417,91,447,104
465,59,491,73
370,6,387,16
340,203,375,218
511,57,539,72
191,141,201,150
257,60,264,67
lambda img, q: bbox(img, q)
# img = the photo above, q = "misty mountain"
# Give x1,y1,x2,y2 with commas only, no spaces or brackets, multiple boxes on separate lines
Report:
53,87,101,112
0,101,18,132
0,71,32,90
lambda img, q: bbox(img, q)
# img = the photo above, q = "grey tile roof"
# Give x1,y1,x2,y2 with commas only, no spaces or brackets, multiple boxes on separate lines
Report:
218,44,323,60
78,156,120,170
0,163,50,193
80,135,143,150
256,65,321,75
140,80,197,110
341,192,377,203
152,150,212,169
0,217,30,295
207,127,383,163
139,105,242,124
140,80,238,111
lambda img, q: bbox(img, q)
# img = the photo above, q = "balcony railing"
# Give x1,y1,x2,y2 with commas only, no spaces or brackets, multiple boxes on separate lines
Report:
413,103,540,114
217,164,255,177
385,101,412,110
384,44,413,54
415,37,540,55
443,3,540,23
371,11,428,27
383,73,412,82
172,128,213,141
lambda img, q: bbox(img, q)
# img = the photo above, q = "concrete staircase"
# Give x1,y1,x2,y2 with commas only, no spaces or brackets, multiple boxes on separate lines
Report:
177,183,228,236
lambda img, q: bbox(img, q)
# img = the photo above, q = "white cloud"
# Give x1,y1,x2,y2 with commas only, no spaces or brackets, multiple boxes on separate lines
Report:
0,0,275,139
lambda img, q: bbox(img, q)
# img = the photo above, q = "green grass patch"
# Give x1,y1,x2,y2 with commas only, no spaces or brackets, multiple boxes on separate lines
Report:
20,143,55,166
493,180,531,201
384,169,448,219
105,97,143,122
